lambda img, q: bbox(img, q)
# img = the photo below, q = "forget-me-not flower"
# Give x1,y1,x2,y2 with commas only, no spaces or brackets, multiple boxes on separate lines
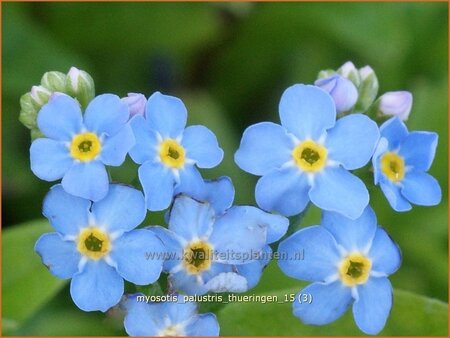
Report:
235,84,380,219
278,207,401,335
30,94,134,201
129,92,224,211
372,117,441,211
35,184,164,312
123,294,219,336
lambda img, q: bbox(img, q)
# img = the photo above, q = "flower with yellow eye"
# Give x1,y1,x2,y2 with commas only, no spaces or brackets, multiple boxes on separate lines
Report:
30,94,135,201
278,207,401,335
129,92,223,211
235,84,379,220
372,117,441,211
35,184,165,312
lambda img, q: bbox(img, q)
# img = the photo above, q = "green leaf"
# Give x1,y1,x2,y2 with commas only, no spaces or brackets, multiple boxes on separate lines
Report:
217,287,448,336
2,220,66,334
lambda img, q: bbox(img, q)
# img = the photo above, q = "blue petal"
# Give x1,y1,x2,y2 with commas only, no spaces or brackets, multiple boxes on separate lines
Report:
61,161,109,202
201,261,233,283
91,184,145,234
138,162,175,211
129,116,158,164
205,272,248,293
145,92,187,138
209,206,267,265
293,281,352,325
43,184,91,236
100,123,135,166
35,233,80,279
148,226,183,272
353,277,393,335
84,94,129,136
170,270,209,295
234,122,293,175
379,181,412,212
325,114,379,170
30,139,73,181
372,138,389,185
368,227,401,276
401,171,441,206
255,167,310,217
399,131,438,171
309,167,369,220
379,117,408,150
175,164,205,197
196,177,235,216
168,195,215,241
321,207,377,253
185,313,220,336
278,226,340,282
279,84,336,140
110,229,164,285
70,260,124,312
123,295,162,336
182,125,223,169
162,300,197,323
37,94,83,141
236,245,272,289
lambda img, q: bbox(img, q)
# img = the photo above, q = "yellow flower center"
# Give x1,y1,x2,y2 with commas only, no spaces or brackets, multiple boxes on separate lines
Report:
159,139,186,168
339,253,372,286
292,140,328,172
70,132,101,162
77,227,111,260
183,240,213,275
380,152,405,182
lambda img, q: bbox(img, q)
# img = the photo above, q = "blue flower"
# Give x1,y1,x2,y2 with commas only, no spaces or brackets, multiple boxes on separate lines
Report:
372,117,441,211
123,294,219,336
30,94,135,201
129,92,224,211
278,207,401,335
235,84,380,219
150,194,288,295
35,184,164,312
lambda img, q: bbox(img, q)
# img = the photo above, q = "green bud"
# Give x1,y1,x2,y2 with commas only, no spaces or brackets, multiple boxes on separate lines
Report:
30,85,51,109
66,67,95,109
41,71,67,92
31,128,45,141
19,93,39,129
354,66,379,112
317,69,335,79
337,61,361,88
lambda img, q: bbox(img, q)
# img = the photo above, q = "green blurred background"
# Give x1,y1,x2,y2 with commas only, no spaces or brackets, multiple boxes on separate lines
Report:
2,2,448,336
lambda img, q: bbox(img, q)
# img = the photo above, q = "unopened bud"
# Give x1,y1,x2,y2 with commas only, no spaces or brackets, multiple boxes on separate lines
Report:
41,71,66,92
66,67,95,109
315,74,358,113
375,91,413,121
337,61,360,87
122,93,146,118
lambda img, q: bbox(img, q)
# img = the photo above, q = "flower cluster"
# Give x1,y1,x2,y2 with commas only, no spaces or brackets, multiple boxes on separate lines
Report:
22,62,441,336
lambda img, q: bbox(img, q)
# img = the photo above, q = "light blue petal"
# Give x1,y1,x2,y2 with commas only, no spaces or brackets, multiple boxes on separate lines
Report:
91,184,145,234
123,294,162,336
279,84,336,140
35,233,80,279
401,171,441,206
368,227,401,276
170,270,209,295
129,115,158,164
43,184,91,236
185,313,220,336
209,206,267,265
372,138,389,185
175,164,205,197
325,114,380,170
110,229,164,285
278,226,340,282
148,226,183,272
321,207,377,253
379,117,408,149
255,167,310,217
61,161,109,202
234,122,293,175
100,123,135,166
205,272,248,293
168,195,215,241
182,125,223,169
309,167,368,220
145,92,187,138
353,277,393,335
30,139,73,181
236,245,272,289
162,300,197,324
70,260,124,312
138,162,175,211
379,181,412,212
37,94,83,141
293,281,352,325
399,131,438,171
84,94,129,136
